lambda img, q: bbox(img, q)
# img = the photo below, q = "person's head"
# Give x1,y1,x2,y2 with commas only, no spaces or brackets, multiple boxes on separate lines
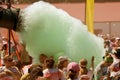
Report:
58,56,70,70
29,64,43,80
104,40,110,47
15,61,23,70
45,58,55,69
30,67,43,80
103,54,113,65
117,39,120,46
3,55,15,67
79,58,88,75
111,38,116,43
28,64,43,73
1,43,7,50
79,58,87,68
114,49,120,59
67,62,80,79
39,53,47,64
27,56,33,65
22,55,33,66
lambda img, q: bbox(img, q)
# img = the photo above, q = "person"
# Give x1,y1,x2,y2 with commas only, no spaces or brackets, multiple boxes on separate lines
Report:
104,40,112,53
0,43,7,65
116,38,120,47
22,56,33,74
20,43,31,65
94,53,113,80
79,56,94,80
30,65,44,80
109,49,120,79
39,53,47,68
57,56,70,76
0,55,21,80
43,58,65,80
67,62,80,80
20,64,44,80
110,38,118,49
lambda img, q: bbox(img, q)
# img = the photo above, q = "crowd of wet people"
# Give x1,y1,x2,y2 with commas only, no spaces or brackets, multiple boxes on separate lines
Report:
0,34,120,80
0,0,19,5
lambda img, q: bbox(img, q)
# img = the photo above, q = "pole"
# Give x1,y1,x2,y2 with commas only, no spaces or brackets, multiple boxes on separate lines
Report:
8,29,11,55
109,22,111,38
11,31,21,61
85,0,94,33
8,0,11,55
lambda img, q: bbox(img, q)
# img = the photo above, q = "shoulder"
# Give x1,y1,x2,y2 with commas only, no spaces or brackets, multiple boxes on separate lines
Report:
20,73,30,80
43,69,49,73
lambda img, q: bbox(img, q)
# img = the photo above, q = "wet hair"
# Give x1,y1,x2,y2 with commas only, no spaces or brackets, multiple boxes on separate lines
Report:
0,7,4,17
40,53,47,58
28,64,43,73
45,58,55,68
1,44,7,50
79,58,87,67
104,40,111,48
67,69,77,80
111,38,116,42
22,56,33,66
30,66,43,80
30,67,43,80
39,53,48,63
15,61,23,70
114,49,120,59
79,59,88,75
57,60,67,70
80,67,88,75
3,55,13,62
28,56,33,64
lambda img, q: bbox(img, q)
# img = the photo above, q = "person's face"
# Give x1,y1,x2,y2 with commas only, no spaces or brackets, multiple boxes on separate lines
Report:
4,58,14,66
80,63,87,68
39,56,47,64
63,60,69,67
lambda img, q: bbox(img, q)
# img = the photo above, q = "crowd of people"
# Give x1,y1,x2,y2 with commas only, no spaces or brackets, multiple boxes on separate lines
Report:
0,0,19,5
0,33,120,80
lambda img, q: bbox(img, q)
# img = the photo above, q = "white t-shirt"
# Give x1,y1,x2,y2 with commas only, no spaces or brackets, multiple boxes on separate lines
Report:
43,68,66,80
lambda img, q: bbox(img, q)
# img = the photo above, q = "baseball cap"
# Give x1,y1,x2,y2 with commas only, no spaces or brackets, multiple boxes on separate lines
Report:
67,62,80,72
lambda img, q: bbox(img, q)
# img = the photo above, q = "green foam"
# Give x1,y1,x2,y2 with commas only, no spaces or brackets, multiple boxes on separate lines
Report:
18,1,105,67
